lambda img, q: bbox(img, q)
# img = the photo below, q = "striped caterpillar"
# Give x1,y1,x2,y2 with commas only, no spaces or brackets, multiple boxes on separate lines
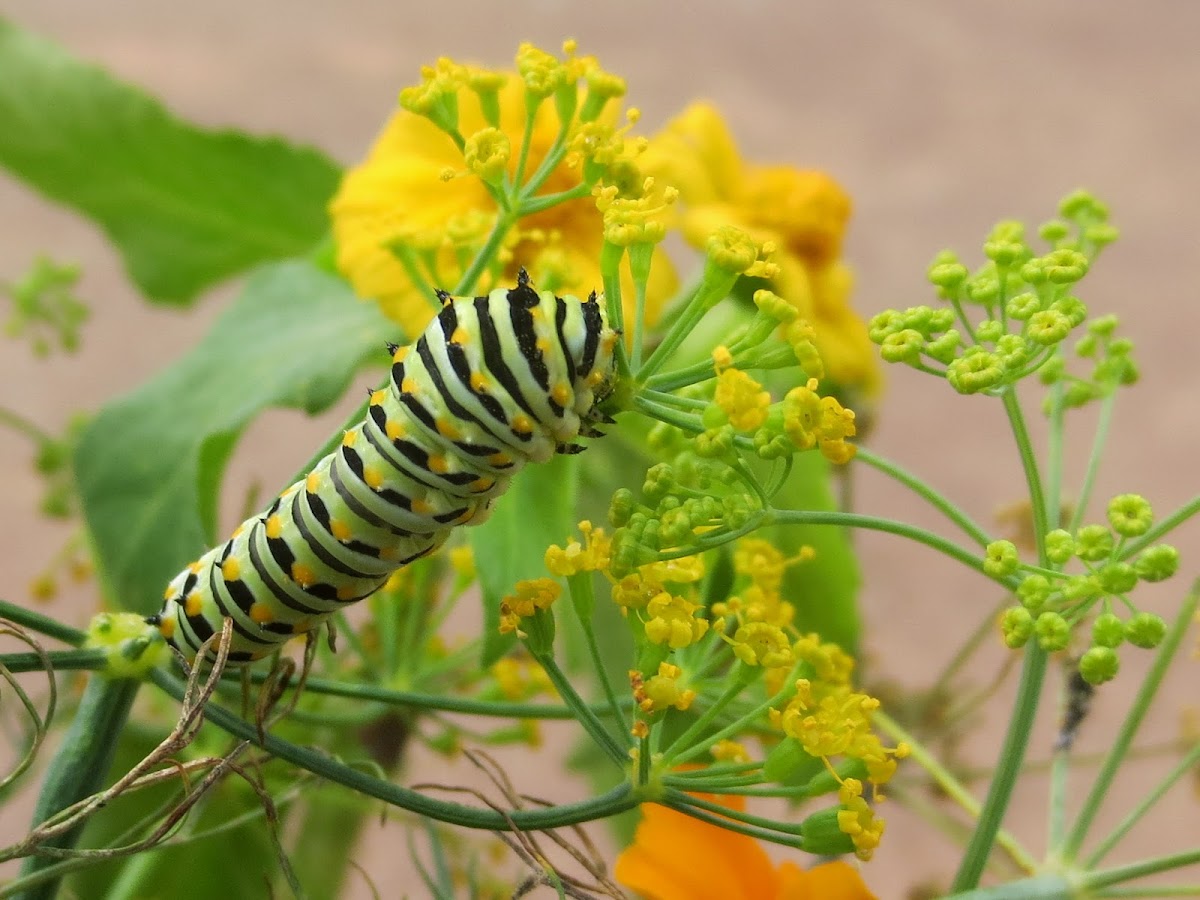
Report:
149,271,617,663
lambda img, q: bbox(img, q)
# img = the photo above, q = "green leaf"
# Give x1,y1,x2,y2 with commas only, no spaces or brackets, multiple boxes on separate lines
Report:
472,454,579,667
0,19,341,303
75,261,395,613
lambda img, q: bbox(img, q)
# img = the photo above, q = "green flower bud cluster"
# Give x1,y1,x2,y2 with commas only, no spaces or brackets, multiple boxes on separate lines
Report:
3,254,89,357
996,494,1175,684
867,192,1133,401
607,456,761,577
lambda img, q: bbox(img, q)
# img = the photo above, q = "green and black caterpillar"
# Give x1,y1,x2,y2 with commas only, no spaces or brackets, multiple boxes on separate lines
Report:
149,271,617,663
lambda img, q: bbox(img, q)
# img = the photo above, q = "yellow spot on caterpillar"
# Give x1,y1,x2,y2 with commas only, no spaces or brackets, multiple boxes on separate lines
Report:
551,383,572,407
336,584,359,601
370,389,387,406
385,418,405,441
249,602,274,624
487,452,512,467
266,515,284,539
428,454,449,474
291,563,317,588
450,327,468,345
379,544,403,562
330,519,352,542
401,376,418,395
293,618,314,633
221,558,241,581
342,430,358,447
159,617,176,639
471,477,494,493
602,331,619,352
392,345,409,363
436,417,461,440
586,370,605,388
231,524,245,540
306,472,322,492
412,497,433,516
163,584,176,600
512,414,534,435
364,465,385,490
185,593,204,617
470,372,489,392
188,560,204,575
536,337,550,353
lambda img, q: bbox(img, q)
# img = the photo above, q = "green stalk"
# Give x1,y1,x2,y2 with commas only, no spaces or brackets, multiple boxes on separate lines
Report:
1060,580,1200,859
0,599,85,646
0,649,107,674
150,667,637,830
1002,388,1048,560
16,676,140,900
566,572,631,748
1067,389,1116,534
1085,848,1200,892
533,653,628,766
950,643,1049,892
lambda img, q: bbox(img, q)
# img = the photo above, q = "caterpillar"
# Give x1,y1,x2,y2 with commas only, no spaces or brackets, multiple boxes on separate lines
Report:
148,271,617,664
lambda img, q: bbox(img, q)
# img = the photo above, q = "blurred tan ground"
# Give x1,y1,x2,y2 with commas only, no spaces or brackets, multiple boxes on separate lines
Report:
2,2,1199,898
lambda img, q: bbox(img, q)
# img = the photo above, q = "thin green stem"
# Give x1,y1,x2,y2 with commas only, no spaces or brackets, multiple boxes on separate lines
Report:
635,276,733,384
1002,388,1049,561
18,677,140,899
1093,887,1200,898
659,794,801,849
568,574,631,748
0,649,108,674
149,668,639,830
520,183,590,216
873,711,1038,874
1067,389,1117,534
532,653,628,767
668,789,805,836
1061,580,1200,859
950,643,1049,892
1047,679,1070,850
0,407,54,445
1085,736,1200,867
1085,849,1200,891
656,675,748,767
660,677,796,770
453,211,517,296
853,448,992,546
0,599,85,647
1044,378,1066,531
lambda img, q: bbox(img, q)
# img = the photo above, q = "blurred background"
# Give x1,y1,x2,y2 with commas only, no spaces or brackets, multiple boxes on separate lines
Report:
2,2,1198,896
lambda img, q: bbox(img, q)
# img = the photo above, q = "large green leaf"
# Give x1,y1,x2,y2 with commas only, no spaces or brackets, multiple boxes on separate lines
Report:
75,261,395,612
472,454,579,666
0,19,341,302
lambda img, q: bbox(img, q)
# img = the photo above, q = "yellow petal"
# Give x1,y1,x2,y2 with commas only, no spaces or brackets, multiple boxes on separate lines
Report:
642,101,744,205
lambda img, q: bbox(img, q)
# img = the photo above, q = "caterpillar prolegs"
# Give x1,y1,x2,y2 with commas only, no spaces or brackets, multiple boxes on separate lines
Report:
149,271,618,663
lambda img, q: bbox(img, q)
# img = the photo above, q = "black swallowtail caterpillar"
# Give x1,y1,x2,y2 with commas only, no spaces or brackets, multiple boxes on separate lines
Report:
149,271,617,663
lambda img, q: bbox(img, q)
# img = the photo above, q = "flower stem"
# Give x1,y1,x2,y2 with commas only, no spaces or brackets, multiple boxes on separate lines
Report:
454,211,516,296
1002,388,1048,561
873,710,1039,874
0,599,85,647
1067,388,1116,534
0,648,107,674
950,642,1049,892
1085,848,1200,892
567,573,632,748
532,652,629,766
18,677,140,899
149,668,639,830
1060,579,1200,860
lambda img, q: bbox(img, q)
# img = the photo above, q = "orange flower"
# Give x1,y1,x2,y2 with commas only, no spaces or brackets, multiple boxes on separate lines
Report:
615,795,877,900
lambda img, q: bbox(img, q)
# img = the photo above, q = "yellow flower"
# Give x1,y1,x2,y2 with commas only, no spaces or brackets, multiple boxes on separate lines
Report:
642,102,879,395
497,577,560,636
713,349,771,432
644,591,709,649
615,793,878,900
635,661,696,713
330,48,677,339
544,520,611,576
730,622,794,668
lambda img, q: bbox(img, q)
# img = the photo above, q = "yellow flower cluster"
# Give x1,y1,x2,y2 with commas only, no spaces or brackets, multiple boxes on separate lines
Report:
329,41,676,338
783,378,858,464
490,654,555,701
645,591,709,649
544,520,612,576
632,661,696,713
712,346,771,431
497,577,560,637
641,102,880,396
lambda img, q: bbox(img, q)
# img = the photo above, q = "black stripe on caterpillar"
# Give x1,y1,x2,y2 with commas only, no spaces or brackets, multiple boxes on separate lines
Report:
148,271,617,663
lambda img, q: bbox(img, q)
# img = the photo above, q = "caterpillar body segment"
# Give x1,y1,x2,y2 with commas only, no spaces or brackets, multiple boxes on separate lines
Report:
150,273,617,663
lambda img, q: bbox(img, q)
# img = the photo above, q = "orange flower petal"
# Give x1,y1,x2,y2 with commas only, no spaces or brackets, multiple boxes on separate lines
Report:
777,860,878,900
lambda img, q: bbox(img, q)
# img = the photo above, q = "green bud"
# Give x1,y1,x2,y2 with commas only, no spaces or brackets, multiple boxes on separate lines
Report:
798,806,857,857
521,607,557,655
1045,529,1075,564
1061,574,1101,603
1090,612,1125,648
1001,606,1034,648
1017,574,1052,612
1079,646,1120,685
1051,295,1088,328
1133,544,1179,582
947,348,1006,394
995,334,1029,368
1026,309,1072,346
966,274,999,304
975,319,1005,343
1124,612,1167,649
983,540,1020,578
1038,219,1070,242
868,309,907,343
928,261,969,295
1005,292,1042,321
1097,561,1138,595
1043,249,1089,284
1075,524,1114,562
1106,494,1153,537
984,239,1025,268
925,330,962,364
1034,611,1071,652
1088,314,1119,338
1075,333,1098,358
609,488,636,527
643,463,674,502
928,308,957,332
1085,223,1119,247
880,329,926,365
763,737,826,788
